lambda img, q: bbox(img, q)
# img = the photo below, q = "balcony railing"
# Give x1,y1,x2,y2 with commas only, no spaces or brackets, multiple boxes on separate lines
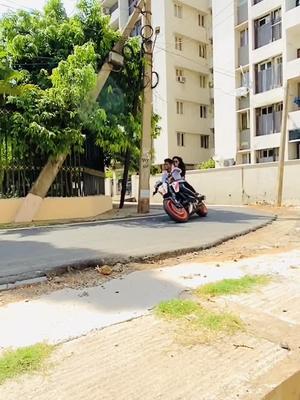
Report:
256,64,282,93
256,111,282,135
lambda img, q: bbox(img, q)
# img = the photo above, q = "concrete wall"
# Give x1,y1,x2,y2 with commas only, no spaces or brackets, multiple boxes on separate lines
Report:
0,196,112,224
264,370,300,400
132,160,300,206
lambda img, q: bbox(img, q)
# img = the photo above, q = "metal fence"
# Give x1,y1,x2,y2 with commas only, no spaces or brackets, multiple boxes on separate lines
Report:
0,136,104,198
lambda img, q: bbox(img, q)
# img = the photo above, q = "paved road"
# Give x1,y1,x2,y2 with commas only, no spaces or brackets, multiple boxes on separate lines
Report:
0,206,274,284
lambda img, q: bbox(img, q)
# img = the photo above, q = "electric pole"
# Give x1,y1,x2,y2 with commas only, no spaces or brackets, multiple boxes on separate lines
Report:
138,0,153,214
276,81,290,207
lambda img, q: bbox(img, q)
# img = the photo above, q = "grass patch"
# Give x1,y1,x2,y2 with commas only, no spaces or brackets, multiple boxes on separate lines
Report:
155,299,199,319
195,275,271,298
0,343,54,385
155,299,243,343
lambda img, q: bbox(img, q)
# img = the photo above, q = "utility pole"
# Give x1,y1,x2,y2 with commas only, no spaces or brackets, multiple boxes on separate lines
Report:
138,0,153,214
276,81,290,207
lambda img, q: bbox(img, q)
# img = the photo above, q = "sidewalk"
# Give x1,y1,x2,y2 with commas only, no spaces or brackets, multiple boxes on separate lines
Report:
0,249,300,399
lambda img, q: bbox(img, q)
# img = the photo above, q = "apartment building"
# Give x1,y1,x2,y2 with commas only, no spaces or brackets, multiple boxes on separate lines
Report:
101,0,214,166
212,0,300,166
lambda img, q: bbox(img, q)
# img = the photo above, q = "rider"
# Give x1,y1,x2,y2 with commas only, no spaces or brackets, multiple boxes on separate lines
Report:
172,156,203,199
162,158,183,184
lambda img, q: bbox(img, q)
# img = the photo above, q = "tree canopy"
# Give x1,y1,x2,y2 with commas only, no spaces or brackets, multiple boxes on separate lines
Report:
0,0,158,169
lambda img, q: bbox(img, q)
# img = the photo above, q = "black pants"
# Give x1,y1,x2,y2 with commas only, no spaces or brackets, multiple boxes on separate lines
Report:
183,181,198,194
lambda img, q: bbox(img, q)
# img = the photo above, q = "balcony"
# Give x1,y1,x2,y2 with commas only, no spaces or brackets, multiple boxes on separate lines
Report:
238,96,250,110
256,111,282,136
288,109,300,132
289,129,300,142
128,0,139,15
237,1,248,25
240,129,250,150
238,45,249,66
255,21,281,49
285,1,300,29
286,0,300,11
256,64,282,94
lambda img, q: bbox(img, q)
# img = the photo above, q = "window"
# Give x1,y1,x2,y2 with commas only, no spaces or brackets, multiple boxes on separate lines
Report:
240,111,250,130
199,74,207,88
198,14,205,27
240,29,248,47
174,4,183,18
257,148,279,163
199,43,207,58
175,36,183,51
200,105,207,118
176,68,185,83
177,132,185,147
240,70,250,87
176,69,183,78
200,135,209,149
242,153,251,164
176,101,184,114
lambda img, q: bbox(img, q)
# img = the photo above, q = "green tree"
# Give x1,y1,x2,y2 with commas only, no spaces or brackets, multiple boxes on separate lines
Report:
0,0,157,208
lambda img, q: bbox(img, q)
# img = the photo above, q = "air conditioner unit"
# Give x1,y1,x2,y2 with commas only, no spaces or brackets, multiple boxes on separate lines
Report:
223,158,235,167
177,76,186,83
235,86,248,97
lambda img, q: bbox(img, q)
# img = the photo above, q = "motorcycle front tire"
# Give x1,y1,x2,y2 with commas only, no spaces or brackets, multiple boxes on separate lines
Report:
163,199,189,223
196,202,208,217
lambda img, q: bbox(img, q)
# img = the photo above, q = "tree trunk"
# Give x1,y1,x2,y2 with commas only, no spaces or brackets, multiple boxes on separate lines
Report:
30,153,67,198
119,147,131,209
14,153,67,222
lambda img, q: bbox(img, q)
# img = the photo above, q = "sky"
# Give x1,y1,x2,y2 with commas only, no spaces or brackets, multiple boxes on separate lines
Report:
0,0,77,16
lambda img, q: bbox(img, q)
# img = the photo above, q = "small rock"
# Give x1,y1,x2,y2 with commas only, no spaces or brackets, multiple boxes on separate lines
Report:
114,263,124,273
78,291,89,298
216,264,221,268
280,342,291,351
96,266,113,276
282,309,288,313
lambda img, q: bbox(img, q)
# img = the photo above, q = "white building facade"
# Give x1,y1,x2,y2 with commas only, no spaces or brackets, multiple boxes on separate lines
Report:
101,0,214,166
212,0,300,166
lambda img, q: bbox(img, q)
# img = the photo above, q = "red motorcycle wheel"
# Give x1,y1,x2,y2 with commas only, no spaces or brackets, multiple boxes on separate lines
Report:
196,202,208,217
163,199,189,223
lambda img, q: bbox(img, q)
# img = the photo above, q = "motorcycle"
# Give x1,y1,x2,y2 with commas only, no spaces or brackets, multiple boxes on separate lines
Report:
153,180,208,223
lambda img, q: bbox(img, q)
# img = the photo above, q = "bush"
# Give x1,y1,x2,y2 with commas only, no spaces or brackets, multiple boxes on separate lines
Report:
198,159,215,170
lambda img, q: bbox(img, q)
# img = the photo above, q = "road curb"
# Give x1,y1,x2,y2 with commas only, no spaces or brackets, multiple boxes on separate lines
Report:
0,214,277,291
